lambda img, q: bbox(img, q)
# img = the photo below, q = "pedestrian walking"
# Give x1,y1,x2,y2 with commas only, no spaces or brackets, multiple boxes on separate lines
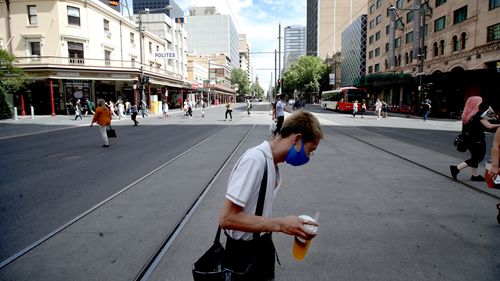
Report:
162,99,169,118
140,99,148,118
375,98,382,120
187,98,193,118
219,111,323,280
224,97,233,121
360,99,367,118
85,98,95,115
90,99,112,147
382,101,389,118
130,103,138,126
450,96,500,181
421,99,431,121
487,128,500,224
125,99,131,115
74,99,83,120
108,100,118,119
117,99,125,120
201,99,206,117
273,94,285,136
352,100,359,118
247,99,252,116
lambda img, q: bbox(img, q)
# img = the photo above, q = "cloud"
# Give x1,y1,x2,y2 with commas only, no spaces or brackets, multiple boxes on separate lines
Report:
177,0,306,93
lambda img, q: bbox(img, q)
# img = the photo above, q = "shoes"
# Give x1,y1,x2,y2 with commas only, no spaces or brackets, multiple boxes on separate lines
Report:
470,175,485,182
450,165,459,180
102,144,109,147
496,203,500,225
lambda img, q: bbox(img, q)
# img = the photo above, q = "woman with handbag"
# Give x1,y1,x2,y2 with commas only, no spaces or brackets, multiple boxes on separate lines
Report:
450,96,500,181
219,111,323,280
90,99,112,147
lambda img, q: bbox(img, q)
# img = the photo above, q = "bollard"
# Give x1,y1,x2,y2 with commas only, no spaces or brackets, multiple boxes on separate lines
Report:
14,107,18,120
30,106,34,119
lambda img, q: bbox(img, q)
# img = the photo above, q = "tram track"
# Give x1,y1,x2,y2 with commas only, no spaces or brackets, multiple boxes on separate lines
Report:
326,126,500,200
0,124,256,278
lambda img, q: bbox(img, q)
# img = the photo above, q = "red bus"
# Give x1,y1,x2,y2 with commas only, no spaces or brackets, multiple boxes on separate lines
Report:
321,87,367,112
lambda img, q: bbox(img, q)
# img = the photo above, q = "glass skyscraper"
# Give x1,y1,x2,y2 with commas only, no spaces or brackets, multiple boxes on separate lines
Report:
132,0,184,18
284,25,306,71
341,15,367,87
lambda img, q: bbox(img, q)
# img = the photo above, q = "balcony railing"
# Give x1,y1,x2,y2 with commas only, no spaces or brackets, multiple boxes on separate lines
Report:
14,56,183,80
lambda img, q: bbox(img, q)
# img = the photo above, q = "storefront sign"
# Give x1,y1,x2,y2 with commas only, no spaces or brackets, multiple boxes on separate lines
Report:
57,72,80,77
111,74,131,79
154,52,176,59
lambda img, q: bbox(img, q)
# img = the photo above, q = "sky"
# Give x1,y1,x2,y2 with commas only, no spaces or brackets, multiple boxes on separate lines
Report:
123,0,307,93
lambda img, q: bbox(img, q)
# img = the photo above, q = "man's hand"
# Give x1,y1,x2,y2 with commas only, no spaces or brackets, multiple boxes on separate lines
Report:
276,215,319,240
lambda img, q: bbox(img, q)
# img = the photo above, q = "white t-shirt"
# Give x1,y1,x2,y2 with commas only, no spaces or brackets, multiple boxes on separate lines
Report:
276,100,285,117
225,141,281,240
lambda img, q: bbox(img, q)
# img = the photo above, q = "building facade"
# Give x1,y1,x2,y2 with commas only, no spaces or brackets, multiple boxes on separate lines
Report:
185,6,240,71
364,0,500,116
0,0,187,115
307,0,366,59
341,15,367,87
238,34,252,82
132,0,184,18
284,25,306,71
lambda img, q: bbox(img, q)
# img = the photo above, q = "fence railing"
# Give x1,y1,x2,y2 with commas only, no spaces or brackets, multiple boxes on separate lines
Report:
14,56,182,80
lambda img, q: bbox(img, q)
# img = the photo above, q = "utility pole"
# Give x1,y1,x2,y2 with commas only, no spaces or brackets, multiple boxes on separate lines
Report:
278,23,282,95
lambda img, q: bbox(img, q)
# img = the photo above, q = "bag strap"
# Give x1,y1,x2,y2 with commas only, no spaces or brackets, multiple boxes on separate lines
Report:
253,151,268,239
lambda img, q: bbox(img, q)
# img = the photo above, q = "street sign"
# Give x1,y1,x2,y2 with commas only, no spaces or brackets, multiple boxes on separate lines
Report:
175,17,185,23
154,52,176,59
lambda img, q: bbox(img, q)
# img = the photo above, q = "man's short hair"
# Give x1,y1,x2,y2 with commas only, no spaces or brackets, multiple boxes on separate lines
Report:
279,111,323,143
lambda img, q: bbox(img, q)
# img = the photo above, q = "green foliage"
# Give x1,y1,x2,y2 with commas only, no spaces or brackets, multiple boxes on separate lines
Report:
0,49,32,119
282,56,328,94
230,68,251,96
251,77,264,98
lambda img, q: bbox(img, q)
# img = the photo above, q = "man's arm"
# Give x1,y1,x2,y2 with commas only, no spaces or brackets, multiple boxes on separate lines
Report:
219,199,318,240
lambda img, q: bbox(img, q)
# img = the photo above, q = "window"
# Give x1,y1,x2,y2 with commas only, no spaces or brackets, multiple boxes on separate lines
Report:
386,25,389,34
405,52,409,64
375,63,380,72
440,40,445,55
68,41,84,64
131,58,136,67
409,50,413,63
453,6,467,24
436,0,446,7
130,32,135,44
369,35,374,44
67,6,80,26
376,15,382,25
385,42,389,52
27,5,37,25
149,42,152,53
368,66,373,74
375,47,380,57
396,0,403,8
406,11,414,23
452,35,459,51
434,16,446,32
156,45,160,52
396,19,403,29
104,50,111,66
103,19,110,33
487,23,500,42
461,32,466,49
490,0,500,10
376,0,382,9
395,37,401,48
370,4,375,14
375,31,381,41
369,50,373,59
433,42,438,56
406,31,413,44
423,45,428,59
370,20,375,29
30,42,41,56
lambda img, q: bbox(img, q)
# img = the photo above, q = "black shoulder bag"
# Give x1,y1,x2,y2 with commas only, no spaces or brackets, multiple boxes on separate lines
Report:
192,155,271,281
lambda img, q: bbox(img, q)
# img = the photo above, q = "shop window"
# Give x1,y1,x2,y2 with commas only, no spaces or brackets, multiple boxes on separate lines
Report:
27,5,37,25
453,6,467,25
487,23,500,42
434,16,446,32
67,6,80,26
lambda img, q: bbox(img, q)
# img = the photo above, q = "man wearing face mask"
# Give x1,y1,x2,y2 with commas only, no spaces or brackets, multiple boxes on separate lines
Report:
219,111,323,280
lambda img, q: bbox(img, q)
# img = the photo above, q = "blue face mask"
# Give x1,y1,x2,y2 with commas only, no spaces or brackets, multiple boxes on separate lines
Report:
285,139,310,166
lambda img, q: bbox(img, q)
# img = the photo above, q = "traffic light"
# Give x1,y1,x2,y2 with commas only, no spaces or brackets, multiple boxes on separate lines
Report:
108,0,119,6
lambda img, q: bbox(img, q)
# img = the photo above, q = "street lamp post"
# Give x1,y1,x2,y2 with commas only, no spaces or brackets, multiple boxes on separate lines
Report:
388,3,428,105
208,59,211,107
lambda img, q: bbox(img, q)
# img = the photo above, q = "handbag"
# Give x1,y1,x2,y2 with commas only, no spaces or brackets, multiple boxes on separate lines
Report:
453,133,469,152
193,155,269,281
106,125,117,138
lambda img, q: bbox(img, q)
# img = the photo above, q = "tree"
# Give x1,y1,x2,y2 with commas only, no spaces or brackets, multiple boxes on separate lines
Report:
282,56,328,96
0,49,31,119
230,68,251,97
251,77,264,99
